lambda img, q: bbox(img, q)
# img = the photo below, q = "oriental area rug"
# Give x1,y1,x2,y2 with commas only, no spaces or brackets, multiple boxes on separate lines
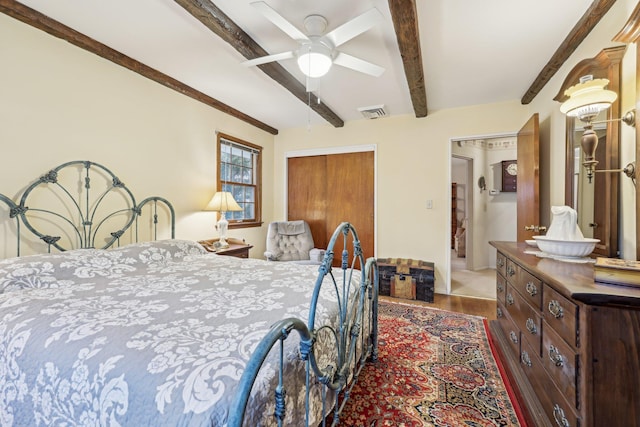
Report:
337,301,525,426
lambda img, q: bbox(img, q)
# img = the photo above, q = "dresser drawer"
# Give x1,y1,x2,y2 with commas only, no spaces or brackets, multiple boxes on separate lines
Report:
542,320,579,409
496,251,507,278
506,284,542,355
543,284,579,348
514,267,542,310
520,339,581,427
505,258,518,283
496,274,506,305
497,301,520,359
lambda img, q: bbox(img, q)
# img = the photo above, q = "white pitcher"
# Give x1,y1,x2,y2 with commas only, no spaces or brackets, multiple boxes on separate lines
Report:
546,206,585,241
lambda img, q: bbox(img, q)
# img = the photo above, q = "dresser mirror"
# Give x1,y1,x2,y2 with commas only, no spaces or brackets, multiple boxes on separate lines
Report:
556,46,625,258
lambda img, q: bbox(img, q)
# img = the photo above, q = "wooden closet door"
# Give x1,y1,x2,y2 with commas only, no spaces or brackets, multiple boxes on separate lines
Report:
325,152,374,261
287,151,374,261
287,156,328,248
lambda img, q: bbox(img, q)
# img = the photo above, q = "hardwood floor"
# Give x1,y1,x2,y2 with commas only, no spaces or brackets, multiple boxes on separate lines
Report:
380,294,497,320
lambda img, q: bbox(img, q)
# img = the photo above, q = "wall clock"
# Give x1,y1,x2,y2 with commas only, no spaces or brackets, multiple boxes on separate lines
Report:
501,160,517,192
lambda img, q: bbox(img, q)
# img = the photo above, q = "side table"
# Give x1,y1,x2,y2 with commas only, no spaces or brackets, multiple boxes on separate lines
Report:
198,237,253,258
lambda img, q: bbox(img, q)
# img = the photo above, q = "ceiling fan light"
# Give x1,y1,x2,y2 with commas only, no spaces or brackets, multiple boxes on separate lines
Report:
297,44,333,78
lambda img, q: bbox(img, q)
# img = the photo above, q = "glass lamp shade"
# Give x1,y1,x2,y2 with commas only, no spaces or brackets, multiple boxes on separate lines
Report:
559,78,617,123
297,43,333,78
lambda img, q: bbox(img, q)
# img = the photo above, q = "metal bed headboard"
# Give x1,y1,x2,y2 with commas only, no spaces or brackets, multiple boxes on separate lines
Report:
0,160,175,256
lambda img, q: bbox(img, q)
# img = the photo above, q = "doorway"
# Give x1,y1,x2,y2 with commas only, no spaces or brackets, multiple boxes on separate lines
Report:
451,156,473,270
449,135,518,299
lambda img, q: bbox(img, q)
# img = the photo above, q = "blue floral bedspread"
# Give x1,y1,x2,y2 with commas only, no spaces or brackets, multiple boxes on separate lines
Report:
0,240,345,426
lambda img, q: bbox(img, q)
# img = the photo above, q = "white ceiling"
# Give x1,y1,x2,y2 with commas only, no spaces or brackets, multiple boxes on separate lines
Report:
16,0,595,131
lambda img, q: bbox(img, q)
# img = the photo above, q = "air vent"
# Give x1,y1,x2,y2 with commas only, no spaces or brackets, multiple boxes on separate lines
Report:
358,104,387,119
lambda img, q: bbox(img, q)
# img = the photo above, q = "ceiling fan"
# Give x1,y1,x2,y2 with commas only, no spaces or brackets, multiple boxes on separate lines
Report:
243,1,385,92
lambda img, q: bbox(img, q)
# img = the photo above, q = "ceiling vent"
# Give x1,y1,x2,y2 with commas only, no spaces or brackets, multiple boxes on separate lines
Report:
358,104,387,119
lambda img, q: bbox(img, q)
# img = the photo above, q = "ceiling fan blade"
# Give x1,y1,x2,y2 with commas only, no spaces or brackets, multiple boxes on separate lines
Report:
250,1,309,42
306,76,320,92
243,51,295,67
333,52,385,77
325,8,383,47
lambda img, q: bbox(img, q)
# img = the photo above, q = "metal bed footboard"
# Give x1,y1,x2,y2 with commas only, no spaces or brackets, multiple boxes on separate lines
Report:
229,222,379,427
0,160,175,256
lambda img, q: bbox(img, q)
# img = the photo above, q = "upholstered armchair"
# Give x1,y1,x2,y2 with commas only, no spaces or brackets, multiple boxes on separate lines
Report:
264,220,324,264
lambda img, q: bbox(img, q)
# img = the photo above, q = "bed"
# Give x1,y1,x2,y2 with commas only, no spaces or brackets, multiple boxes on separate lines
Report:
0,161,379,426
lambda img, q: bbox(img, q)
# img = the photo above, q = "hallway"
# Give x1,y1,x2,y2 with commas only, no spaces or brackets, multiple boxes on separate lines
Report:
450,250,496,300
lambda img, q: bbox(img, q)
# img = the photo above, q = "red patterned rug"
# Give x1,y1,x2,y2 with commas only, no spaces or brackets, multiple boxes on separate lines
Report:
337,301,525,426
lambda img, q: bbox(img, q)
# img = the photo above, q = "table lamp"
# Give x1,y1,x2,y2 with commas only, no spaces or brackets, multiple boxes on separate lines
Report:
205,191,242,248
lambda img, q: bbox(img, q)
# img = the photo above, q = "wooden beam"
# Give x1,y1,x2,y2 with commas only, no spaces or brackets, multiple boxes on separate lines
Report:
388,0,427,117
521,0,617,105
0,0,279,135
174,0,344,128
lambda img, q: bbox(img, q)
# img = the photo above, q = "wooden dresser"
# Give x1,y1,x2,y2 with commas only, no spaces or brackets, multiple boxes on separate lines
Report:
489,242,640,427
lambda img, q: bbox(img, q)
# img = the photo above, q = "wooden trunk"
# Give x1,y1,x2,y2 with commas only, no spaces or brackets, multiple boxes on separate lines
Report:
378,258,434,303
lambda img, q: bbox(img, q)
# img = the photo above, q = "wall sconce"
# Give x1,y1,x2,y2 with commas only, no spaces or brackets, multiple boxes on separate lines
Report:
205,191,242,248
560,75,636,185
477,176,486,192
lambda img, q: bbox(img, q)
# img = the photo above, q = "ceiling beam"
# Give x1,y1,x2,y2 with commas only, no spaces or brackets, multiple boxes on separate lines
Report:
388,0,427,118
521,0,617,105
0,0,278,135
174,0,345,128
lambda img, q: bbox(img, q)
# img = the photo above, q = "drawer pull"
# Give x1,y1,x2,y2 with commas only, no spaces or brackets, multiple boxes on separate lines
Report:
548,345,564,367
507,294,515,306
497,284,504,292
521,350,532,367
548,300,564,319
497,307,503,318
507,265,516,277
553,404,570,427
525,281,538,296
497,258,504,268
509,331,518,344
525,318,538,335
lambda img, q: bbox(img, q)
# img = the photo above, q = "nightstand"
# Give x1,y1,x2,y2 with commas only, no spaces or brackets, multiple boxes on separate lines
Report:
198,237,253,258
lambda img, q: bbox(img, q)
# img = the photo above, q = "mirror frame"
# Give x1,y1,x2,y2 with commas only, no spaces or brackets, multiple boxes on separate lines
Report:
555,46,625,258
614,4,640,261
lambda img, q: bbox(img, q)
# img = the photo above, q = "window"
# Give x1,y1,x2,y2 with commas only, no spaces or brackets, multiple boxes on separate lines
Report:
217,133,262,228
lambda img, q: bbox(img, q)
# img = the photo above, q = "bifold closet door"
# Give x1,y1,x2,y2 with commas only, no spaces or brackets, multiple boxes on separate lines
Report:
287,151,374,262
287,155,328,249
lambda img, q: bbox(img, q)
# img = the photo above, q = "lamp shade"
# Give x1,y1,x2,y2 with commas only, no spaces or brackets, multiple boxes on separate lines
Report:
297,43,333,78
205,191,242,212
559,77,617,121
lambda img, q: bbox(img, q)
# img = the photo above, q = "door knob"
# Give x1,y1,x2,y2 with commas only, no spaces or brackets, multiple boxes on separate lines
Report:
524,225,547,233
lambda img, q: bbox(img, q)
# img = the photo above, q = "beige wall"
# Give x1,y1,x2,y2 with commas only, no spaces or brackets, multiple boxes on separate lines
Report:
274,104,531,292
2,0,638,292
0,13,275,257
